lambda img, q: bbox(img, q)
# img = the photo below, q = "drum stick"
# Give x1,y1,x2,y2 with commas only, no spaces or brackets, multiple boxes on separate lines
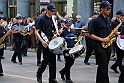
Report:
75,36,83,46
52,15,58,34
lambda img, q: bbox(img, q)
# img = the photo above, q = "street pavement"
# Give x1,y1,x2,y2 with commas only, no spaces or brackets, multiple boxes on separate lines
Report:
0,50,121,83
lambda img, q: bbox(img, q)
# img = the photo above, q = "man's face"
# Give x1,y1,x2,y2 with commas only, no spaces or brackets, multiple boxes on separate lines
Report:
101,6,111,16
76,16,81,22
47,9,55,16
122,15,124,22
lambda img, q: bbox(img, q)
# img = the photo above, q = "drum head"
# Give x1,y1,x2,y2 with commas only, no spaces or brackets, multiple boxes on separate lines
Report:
69,45,83,54
49,37,64,49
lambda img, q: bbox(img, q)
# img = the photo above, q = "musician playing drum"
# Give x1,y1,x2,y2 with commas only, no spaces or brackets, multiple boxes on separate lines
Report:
35,4,58,83
59,19,76,83
118,17,124,83
110,10,124,73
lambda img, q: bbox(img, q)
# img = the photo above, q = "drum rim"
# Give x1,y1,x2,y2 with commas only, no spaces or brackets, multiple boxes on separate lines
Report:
69,45,84,54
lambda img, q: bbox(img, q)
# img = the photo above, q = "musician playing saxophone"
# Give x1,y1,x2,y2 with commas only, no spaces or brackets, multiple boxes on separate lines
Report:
0,21,7,76
11,16,24,65
110,10,124,73
88,1,112,83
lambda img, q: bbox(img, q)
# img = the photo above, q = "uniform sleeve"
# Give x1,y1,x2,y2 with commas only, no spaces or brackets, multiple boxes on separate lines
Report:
120,25,124,35
35,17,43,30
88,19,96,34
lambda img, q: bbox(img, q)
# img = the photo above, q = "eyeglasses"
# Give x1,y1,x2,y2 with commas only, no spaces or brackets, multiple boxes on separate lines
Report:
77,18,81,19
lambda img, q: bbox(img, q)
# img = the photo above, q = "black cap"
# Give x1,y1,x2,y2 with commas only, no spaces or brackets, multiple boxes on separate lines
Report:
0,11,3,14
16,16,21,19
92,11,99,16
47,3,56,12
100,1,112,8
116,10,124,16
41,8,46,13
60,19,65,23
22,16,26,19
65,20,72,26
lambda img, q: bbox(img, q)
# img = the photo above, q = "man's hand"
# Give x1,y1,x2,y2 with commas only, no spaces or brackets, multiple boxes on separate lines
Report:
41,40,48,48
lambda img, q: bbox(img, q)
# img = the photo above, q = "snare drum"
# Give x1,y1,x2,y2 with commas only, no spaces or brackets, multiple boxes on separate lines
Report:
69,45,85,59
48,37,67,54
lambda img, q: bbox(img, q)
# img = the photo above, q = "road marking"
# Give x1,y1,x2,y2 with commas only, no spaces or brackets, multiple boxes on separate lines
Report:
5,73,48,82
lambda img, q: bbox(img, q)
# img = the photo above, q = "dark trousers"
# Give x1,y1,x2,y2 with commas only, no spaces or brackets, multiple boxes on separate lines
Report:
94,42,111,83
21,35,29,56
60,50,75,80
111,44,124,71
11,37,22,62
84,37,94,62
37,46,56,80
37,43,42,64
118,65,124,82
0,48,4,73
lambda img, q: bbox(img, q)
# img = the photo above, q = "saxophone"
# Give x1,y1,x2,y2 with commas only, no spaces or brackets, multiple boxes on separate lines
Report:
101,19,122,48
20,21,35,36
0,30,11,49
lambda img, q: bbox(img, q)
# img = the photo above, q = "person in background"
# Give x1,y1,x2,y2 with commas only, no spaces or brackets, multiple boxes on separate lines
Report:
11,16,24,65
35,7,46,66
84,11,99,65
88,1,112,83
73,15,85,37
20,16,29,57
0,11,3,20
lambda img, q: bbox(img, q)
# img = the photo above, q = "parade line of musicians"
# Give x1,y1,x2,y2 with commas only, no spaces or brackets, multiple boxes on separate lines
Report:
0,1,124,83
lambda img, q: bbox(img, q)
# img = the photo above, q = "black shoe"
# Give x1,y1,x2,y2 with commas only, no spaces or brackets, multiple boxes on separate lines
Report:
59,71,65,80
11,60,17,63
0,73,4,76
110,66,119,73
57,59,62,62
49,79,58,83
118,82,124,83
36,74,42,83
10,48,14,51
65,79,73,83
1,57,5,59
19,62,22,65
84,62,90,65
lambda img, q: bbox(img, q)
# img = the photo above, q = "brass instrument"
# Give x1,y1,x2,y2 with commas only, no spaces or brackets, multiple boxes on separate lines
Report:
0,30,11,49
101,19,122,48
20,22,35,36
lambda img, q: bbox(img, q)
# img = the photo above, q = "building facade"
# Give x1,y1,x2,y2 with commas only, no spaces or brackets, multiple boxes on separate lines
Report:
0,0,124,23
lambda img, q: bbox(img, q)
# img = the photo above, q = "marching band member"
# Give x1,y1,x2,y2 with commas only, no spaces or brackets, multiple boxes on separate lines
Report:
118,17,124,83
88,1,112,83
0,22,7,76
35,7,46,66
59,19,76,83
11,16,24,65
20,16,29,57
84,11,99,65
110,10,124,73
35,4,58,83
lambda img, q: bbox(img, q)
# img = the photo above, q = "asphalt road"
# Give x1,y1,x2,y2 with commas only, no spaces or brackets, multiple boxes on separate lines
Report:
0,50,121,83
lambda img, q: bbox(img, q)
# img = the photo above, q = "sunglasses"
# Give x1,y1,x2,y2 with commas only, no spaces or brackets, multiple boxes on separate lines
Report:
105,7,111,11
77,18,81,19
50,10,55,12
